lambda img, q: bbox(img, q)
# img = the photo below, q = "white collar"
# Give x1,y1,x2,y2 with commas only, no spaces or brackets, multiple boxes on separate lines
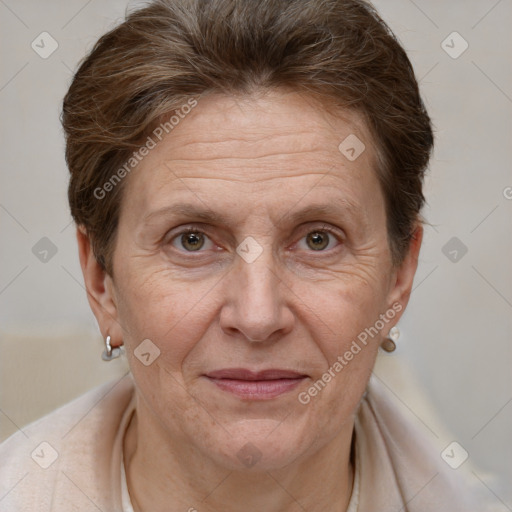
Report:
120,446,135,512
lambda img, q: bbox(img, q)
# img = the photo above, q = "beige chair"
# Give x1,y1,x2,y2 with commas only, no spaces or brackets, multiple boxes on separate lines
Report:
0,327,128,442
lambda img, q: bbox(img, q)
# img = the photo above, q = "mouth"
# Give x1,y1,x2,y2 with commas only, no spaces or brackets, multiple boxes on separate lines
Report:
203,368,308,400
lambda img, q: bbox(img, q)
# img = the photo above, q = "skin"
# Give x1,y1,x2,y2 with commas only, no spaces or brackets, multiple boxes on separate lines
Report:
78,89,423,512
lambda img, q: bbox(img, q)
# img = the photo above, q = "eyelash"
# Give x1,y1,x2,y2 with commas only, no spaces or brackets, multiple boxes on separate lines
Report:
168,225,344,254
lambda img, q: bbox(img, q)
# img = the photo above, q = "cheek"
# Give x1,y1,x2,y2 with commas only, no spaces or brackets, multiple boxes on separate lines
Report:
301,267,389,357
291,265,388,409
114,264,219,372
293,282,384,439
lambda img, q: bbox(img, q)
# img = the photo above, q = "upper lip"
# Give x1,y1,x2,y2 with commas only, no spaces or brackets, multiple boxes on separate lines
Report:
205,368,307,380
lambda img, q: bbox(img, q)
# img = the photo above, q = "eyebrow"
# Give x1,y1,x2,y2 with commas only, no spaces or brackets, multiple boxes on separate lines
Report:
143,203,229,225
278,201,362,226
142,199,363,228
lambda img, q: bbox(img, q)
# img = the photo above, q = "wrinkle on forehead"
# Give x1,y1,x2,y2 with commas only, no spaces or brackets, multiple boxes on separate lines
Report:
157,89,375,164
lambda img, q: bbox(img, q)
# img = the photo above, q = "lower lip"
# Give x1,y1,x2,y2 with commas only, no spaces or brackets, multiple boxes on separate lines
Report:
205,377,306,400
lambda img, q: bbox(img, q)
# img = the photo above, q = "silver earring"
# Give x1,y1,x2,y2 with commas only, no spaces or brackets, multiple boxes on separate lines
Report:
101,335,122,361
381,326,400,353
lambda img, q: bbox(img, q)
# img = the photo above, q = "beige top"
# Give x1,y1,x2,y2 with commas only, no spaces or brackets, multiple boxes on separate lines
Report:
0,373,488,511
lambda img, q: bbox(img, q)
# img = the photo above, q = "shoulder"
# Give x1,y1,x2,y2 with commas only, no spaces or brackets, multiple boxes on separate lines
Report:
355,375,495,511
0,373,134,511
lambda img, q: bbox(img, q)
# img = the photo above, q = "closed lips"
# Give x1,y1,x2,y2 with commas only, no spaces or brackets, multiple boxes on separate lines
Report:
205,369,308,380
204,368,308,400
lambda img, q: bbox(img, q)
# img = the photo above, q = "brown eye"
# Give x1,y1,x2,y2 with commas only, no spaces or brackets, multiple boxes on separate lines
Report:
306,231,330,251
170,229,214,252
297,227,343,253
180,232,205,251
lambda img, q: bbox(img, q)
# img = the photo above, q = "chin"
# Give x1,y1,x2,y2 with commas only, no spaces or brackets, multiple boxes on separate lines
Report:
204,419,314,472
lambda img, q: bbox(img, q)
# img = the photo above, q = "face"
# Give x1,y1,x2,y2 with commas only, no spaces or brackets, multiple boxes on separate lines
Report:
81,89,420,471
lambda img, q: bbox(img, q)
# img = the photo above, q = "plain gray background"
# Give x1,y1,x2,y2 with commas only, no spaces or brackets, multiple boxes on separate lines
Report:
0,0,511,507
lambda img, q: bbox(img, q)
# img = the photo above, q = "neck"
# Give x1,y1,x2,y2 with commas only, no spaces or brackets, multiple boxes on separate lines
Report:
123,396,355,512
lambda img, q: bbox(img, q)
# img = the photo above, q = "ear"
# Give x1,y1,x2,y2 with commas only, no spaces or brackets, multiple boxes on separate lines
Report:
76,227,123,348
386,223,423,327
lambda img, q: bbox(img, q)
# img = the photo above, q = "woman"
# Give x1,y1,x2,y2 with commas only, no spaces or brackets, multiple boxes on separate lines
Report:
0,0,488,510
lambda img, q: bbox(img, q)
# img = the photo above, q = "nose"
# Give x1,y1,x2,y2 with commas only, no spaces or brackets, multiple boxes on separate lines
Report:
219,245,294,343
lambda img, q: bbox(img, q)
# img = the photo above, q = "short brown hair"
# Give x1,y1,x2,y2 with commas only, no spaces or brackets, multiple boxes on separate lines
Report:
62,0,434,275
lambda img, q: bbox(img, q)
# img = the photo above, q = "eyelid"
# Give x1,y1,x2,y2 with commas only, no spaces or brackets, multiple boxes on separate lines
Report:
298,222,344,237
165,223,211,241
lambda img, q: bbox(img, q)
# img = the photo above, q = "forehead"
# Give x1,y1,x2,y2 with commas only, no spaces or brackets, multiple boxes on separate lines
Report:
154,90,374,169
119,90,382,222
